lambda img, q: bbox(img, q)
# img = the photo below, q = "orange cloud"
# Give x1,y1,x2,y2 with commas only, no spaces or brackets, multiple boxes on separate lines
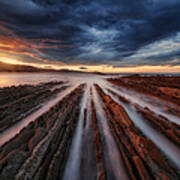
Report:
0,24,68,66
0,23,179,73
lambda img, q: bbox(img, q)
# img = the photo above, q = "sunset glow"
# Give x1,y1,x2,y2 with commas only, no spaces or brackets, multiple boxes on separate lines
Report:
0,0,180,73
1,57,180,73
0,1,180,179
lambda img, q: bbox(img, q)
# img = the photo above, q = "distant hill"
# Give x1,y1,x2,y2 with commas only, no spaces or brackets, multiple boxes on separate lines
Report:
0,61,48,72
0,61,108,74
0,62,86,73
0,61,117,75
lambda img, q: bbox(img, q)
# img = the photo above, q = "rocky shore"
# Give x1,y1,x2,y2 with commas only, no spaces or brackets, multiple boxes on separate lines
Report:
95,84,180,179
0,81,68,132
108,75,180,106
0,75,179,180
0,84,85,179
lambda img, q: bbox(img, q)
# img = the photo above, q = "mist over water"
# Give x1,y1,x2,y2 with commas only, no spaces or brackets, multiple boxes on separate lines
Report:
63,85,90,180
0,73,180,179
92,87,129,180
0,84,79,146
0,72,106,87
103,83,180,125
0,73,106,147
64,84,128,180
104,88,180,169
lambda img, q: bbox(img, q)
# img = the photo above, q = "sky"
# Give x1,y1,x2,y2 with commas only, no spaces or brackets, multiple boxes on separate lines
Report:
0,0,180,73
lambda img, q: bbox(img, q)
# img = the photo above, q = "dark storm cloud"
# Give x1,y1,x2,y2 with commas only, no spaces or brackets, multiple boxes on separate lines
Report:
0,0,180,66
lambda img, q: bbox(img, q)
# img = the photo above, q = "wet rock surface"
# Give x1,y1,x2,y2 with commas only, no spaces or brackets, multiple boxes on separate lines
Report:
108,75,180,106
0,81,68,132
0,75,180,180
95,84,180,179
91,100,107,180
0,84,85,179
